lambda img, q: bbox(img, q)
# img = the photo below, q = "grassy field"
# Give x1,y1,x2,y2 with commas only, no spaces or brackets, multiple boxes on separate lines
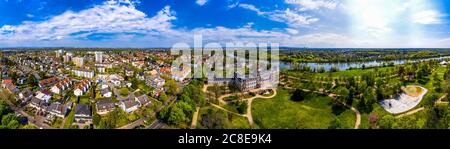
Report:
197,106,251,129
252,88,356,129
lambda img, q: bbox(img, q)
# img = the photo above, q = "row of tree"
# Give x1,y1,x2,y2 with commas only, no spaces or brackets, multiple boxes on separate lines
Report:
158,79,206,127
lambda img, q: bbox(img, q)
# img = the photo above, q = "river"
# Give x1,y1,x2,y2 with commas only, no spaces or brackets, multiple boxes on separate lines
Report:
280,56,450,71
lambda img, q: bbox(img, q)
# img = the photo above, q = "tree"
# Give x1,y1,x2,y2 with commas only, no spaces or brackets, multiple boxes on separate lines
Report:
291,89,307,102
377,115,395,129
6,120,19,129
334,86,350,104
159,92,168,102
1,113,17,126
165,80,178,95
157,106,170,120
93,114,101,126
0,101,10,116
328,118,342,129
167,106,187,125
200,109,227,129
22,124,37,129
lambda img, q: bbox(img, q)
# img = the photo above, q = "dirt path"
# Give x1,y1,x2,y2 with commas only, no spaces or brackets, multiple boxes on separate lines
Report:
190,107,200,129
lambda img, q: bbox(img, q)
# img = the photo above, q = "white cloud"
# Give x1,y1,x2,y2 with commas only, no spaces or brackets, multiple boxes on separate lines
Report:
196,0,208,6
269,9,319,26
285,0,337,10
238,4,264,15
0,0,175,41
285,28,299,34
412,10,445,24
239,3,318,26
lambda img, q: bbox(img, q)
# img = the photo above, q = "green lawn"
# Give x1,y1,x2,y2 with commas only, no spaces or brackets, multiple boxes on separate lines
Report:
252,88,356,129
197,106,251,129
64,107,76,128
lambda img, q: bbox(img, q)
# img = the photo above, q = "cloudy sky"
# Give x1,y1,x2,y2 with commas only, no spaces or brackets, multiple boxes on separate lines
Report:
0,0,449,48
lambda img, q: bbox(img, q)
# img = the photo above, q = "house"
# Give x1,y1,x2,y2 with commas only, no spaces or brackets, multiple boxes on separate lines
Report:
137,72,145,80
6,84,19,94
97,66,106,73
74,79,91,96
50,78,72,94
46,102,68,118
100,88,112,98
96,99,116,115
29,97,47,111
19,88,33,102
171,65,191,81
119,99,139,113
38,77,59,88
1,78,13,88
125,69,134,77
72,69,95,78
17,77,27,85
35,90,52,103
146,75,165,90
135,94,150,107
74,104,92,124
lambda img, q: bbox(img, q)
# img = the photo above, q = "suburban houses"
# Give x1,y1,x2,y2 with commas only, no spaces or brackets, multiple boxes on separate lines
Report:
0,49,178,129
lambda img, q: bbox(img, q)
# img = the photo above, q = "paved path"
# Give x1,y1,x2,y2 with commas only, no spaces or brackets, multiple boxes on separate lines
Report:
436,93,449,105
246,89,277,126
207,88,277,127
190,107,200,129
395,107,425,118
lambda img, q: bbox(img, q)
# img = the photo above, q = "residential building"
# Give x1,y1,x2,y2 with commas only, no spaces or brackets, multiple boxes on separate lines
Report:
95,52,103,63
63,52,73,63
29,97,47,111
100,88,112,98
50,78,72,94
135,94,150,107
38,77,59,88
35,90,52,103
55,49,63,58
72,69,95,78
119,99,139,113
73,57,84,67
1,78,13,88
96,99,115,115
19,88,33,102
97,66,106,73
74,103,92,124
171,65,191,81
47,102,68,118
74,79,91,96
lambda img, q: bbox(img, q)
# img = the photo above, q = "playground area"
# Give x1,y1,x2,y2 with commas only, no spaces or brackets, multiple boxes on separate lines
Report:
379,85,428,114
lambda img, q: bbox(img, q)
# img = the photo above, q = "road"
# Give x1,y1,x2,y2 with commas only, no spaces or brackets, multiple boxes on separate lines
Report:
147,119,165,129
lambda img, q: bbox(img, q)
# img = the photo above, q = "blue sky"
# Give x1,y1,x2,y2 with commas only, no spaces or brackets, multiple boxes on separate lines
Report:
0,0,450,48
